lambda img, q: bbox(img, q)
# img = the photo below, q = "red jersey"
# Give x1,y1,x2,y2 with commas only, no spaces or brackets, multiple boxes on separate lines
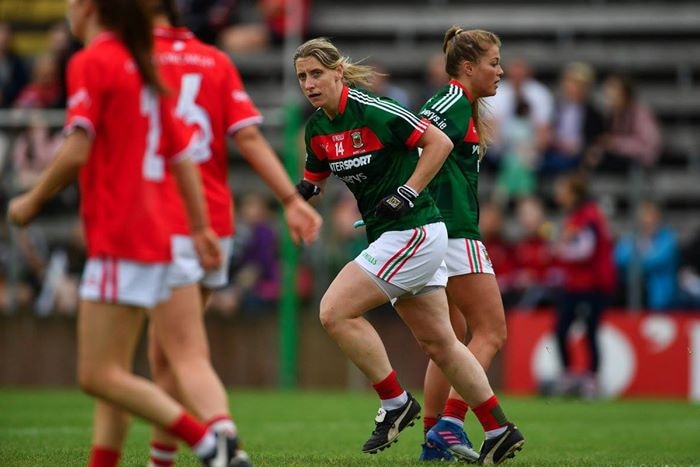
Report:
65,33,190,262
154,26,263,237
513,236,557,285
483,235,517,291
559,201,616,293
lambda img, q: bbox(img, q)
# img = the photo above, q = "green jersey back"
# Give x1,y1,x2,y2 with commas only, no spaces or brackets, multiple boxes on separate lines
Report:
304,86,441,243
420,80,481,240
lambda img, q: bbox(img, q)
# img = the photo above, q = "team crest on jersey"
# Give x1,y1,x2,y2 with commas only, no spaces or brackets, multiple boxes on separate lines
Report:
351,131,363,149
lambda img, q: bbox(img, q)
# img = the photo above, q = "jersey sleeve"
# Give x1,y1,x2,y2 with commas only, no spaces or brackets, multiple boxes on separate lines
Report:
366,96,429,149
160,93,194,163
64,52,102,139
419,93,470,143
224,60,264,134
303,126,331,182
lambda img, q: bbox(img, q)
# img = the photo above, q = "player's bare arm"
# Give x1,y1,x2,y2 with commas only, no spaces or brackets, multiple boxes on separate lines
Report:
233,124,322,244
170,157,222,270
404,124,453,193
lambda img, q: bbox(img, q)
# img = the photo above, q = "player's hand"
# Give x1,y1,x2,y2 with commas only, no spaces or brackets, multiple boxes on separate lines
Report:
284,195,322,244
191,227,222,271
7,193,41,227
295,180,321,201
375,185,418,220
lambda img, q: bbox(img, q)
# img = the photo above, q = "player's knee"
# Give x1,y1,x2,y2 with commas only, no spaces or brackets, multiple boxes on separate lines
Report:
417,336,452,365
318,295,340,333
77,364,106,396
482,321,507,353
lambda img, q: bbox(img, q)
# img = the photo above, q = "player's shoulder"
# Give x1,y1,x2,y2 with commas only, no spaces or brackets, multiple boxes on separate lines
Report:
68,37,126,75
423,82,470,114
346,86,399,109
305,108,325,132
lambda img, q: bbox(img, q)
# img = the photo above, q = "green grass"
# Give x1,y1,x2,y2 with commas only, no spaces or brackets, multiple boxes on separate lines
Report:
1,389,699,466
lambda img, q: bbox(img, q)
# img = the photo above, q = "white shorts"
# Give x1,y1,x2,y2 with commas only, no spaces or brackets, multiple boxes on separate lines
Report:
445,238,495,277
80,257,171,309
167,235,233,289
354,222,448,297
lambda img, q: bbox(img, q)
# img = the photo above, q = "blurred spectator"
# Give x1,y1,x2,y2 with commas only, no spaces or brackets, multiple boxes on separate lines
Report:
219,0,312,54
176,0,238,45
368,64,411,108
486,57,554,167
479,201,517,306
0,224,33,312
11,110,64,192
0,22,28,108
210,193,280,315
326,192,367,277
420,52,449,104
678,226,700,310
614,199,679,311
511,196,560,309
494,96,538,203
551,172,616,398
13,53,62,109
541,62,604,175
47,21,77,108
587,74,661,172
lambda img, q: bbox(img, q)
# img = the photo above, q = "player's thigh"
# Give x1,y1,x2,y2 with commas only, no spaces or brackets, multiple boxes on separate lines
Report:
150,283,209,359
321,261,389,322
78,300,145,375
394,288,454,345
447,273,505,334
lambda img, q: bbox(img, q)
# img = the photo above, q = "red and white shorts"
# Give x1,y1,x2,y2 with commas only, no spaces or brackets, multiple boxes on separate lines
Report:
79,257,171,309
444,238,495,277
167,235,233,289
354,222,448,296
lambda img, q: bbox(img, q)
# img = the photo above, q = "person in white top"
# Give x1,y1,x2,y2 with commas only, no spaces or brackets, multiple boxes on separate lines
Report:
485,57,553,161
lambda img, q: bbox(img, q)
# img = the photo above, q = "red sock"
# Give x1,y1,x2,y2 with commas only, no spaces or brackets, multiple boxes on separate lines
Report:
149,441,177,467
423,416,439,435
87,446,120,467
167,412,208,447
472,395,508,432
443,398,469,422
372,370,404,400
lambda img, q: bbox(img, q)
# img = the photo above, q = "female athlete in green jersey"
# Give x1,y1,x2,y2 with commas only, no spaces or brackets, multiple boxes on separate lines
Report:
418,27,519,463
293,37,523,464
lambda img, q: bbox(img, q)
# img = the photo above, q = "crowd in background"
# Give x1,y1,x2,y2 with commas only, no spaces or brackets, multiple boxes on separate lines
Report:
1,9,699,317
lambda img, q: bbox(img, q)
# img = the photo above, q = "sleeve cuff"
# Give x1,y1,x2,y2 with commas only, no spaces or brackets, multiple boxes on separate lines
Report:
405,118,430,149
226,115,264,135
63,116,95,140
304,169,331,182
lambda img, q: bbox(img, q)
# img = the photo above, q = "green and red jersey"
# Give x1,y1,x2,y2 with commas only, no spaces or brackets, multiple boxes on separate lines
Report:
304,85,442,242
420,79,482,240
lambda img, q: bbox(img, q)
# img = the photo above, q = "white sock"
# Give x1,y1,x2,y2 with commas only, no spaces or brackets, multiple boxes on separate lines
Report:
484,425,508,440
380,391,408,411
441,416,464,428
209,418,237,436
193,431,217,458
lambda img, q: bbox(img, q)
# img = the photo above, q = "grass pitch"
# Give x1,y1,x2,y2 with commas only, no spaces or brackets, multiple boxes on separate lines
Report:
1,389,699,466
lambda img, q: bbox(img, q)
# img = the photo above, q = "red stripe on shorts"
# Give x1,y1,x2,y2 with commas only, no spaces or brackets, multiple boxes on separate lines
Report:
387,226,427,282
99,257,108,301
111,258,118,303
465,240,475,271
378,228,419,278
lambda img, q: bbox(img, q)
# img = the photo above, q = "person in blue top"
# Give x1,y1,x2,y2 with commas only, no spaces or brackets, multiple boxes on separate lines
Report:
615,199,679,310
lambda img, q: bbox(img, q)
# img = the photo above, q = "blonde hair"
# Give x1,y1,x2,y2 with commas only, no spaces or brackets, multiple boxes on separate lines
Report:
293,37,377,89
442,26,501,156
